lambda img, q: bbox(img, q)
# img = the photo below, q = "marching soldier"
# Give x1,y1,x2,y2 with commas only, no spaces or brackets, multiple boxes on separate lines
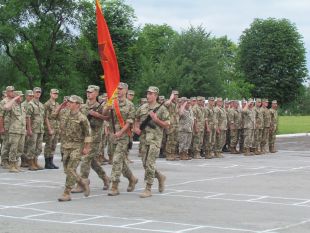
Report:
58,95,91,202
134,86,169,198
269,100,278,153
43,89,60,169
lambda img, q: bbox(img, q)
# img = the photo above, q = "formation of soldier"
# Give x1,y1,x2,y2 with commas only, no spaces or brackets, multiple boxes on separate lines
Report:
0,85,279,202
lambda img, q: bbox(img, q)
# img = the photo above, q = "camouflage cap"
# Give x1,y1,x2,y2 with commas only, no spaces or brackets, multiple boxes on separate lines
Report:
128,90,135,95
272,100,277,104
33,87,42,92
87,85,100,92
190,97,197,101
69,95,84,104
248,98,254,103
118,82,128,89
262,98,269,102
13,91,24,96
172,90,179,95
6,86,15,91
50,88,59,94
208,97,215,101
216,97,223,102
242,99,247,103
197,96,204,101
25,90,34,96
180,97,188,101
147,86,159,93
159,95,165,101
256,98,262,102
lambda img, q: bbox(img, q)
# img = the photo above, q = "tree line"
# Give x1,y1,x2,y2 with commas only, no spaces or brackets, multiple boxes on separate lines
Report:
0,0,309,114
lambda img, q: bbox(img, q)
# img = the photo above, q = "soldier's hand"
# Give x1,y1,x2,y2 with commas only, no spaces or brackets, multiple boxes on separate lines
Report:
88,110,97,117
114,130,123,139
48,129,54,135
216,128,220,134
134,127,141,135
149,112,158,122
27,130,33,137
169,93,175,101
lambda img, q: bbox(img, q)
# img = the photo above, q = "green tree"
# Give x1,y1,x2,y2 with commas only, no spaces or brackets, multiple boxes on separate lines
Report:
237,18,308,104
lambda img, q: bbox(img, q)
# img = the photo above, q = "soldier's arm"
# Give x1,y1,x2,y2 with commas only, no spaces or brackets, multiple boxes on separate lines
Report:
81,117,92,155
3,96,19,110
26,104,33,136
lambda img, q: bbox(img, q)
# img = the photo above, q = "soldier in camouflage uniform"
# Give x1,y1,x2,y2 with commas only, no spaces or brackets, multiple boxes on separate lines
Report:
178,98,194,160
58,95,91,202
125,89,135,163
43,89,60,169
158,96,166,158
253,99,264,155
164,90,179,161
239,100,247,153
228,100,240,154
97,93,108,165
214,97,227,158
0,86,15,168
72,85,109,193
191,96,205,159
4,91,26,172
134,86,169,198
26,87,45,170
261,99,271,154
21,90,34,167
103,82,138,196
242,99,256,156
269,100,278,153
222,100,231,152
204,97,216,159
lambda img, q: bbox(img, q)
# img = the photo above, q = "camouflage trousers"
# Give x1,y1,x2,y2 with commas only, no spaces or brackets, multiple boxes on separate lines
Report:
26,133,43,160
139,133,146,157
165,129,178,155
254,128,263,149
269,128,277,145
98,133,107,156
230,129,239,147
110,136,133,183
23,135,30,158
44,132,59,158
261,128,270,148
141,143,162,185
178,131,192,153
244,128,254,148
191,131,204,155
107,134,113,157
8,133,25,162
1,131,9,162
215,130,226,153
204,128,216,152
80,142,107,180
62,146,83,190
239,129,244,150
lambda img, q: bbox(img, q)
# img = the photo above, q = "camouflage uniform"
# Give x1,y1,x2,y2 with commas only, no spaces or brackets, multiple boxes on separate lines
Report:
191,102,205,158
243,105,255,155
0,97,12,166
164,101,179,160
261,103,271,153
21,99,31,165
269,102,278,152
204,101,216,158
178,105,194,159
214,104,227,157
254,103,264,154
136,100,170,187
26,99,45,160
43,98,59,159
228,107,240,153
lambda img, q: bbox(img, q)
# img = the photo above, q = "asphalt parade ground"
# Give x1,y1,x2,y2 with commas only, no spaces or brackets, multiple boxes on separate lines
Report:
0,135,309,233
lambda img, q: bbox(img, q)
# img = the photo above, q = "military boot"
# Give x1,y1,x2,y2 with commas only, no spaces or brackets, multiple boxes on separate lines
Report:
108,182,120,196
58,188,72,202
254,148,260,155
193,153,202,159
261,145,266,154
34,158,44,170
14,161,23,172
78,178,90,197
28,159,38,171
45,158,54,169
20,157,28,168
127,175,138,192
50,157,59,169
179,152,185,160
244,148,252,156
270,144,277,153
9,162,19,173
102,175,110,190
157,173,166,193
71,183,84,193
140,183,152,198
205,150,213,159
2,159,9,169
165,153,173,161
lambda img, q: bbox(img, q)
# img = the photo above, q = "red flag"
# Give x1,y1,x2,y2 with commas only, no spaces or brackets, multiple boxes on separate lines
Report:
96,0,119,100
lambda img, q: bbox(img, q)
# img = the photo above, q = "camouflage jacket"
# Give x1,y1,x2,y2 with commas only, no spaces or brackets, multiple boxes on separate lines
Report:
7,102,27,134
0,97,12,130
44,99,60,131
269,109,278,130
27,99,45,133
242,108,255,129
254,107,264,129
262,107,271,128
214,106,227,130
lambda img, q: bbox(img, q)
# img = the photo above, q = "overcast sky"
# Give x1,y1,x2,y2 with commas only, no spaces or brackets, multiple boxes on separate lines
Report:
126,0,310,73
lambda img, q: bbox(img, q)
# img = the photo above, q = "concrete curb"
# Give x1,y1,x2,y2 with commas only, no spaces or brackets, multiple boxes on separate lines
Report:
276,133,309,138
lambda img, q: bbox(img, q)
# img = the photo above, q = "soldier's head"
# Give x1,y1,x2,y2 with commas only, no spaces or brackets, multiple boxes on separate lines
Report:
242,99,247,108
127,90,135,101
262,99,269,107
13,91,24,103
190,97,197,106
197,96,204,107
146,86,159,104
50,89,59,100
86,85,100,100
248,98,254,108
33,87,42,99
68,95,83,111
6,86,15,99
224,100,230,109
208,97,215,107
117,82,128,100
271,100,278,109
216,97,223,107
25,90,34,102
255,98,262,107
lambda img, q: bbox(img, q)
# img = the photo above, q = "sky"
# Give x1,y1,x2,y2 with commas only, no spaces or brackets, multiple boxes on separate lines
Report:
126,0,310,76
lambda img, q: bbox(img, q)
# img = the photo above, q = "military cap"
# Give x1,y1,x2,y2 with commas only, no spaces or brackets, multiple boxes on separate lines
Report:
69,95,83,104
216,97,223,101
190,97,197,101
87,85,100,92
128,90,135,95
6,86,15,91
272,100,277,104
25,90,34,96
180,97,188,101
197,96,204,101
50,88,59,94
14,91,24,96
147,86,159,93
33,87,42,92
262,98,269,102
159,95,165,100
224,99,231,104
172,90,179,95
248,98,254,103
208,97,215,101
256,98,261,102
118,82,128,89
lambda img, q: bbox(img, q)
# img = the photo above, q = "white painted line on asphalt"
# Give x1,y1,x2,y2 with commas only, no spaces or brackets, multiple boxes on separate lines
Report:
292,200,310,206
176,226,205,232
120,220,153,227
69,216,104,223
246,196,268,202
24,212,55,219
260,218,310,232
203,193,224,198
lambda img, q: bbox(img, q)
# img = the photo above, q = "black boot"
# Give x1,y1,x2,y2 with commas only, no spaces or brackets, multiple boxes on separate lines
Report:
45,158,54,169
50,157,59,169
